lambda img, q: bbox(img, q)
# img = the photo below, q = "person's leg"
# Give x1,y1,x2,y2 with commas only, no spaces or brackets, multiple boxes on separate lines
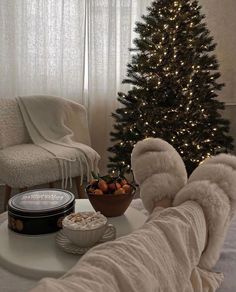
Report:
30,201,208,292
174,153,236,270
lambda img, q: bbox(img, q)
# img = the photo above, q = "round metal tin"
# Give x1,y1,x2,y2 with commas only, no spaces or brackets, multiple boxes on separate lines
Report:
8,189,75,235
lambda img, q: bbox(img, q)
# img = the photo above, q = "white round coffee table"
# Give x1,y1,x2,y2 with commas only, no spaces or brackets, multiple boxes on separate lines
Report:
0,199,147,280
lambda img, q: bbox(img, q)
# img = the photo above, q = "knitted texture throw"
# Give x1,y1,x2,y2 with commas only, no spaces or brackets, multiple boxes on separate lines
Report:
17,95,100,186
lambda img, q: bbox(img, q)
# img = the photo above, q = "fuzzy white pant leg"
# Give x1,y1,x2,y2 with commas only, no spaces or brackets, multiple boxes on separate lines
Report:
30,202,222,292
173,153,236,270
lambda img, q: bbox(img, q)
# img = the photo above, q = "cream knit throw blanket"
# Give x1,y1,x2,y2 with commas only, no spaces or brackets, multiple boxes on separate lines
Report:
17,95,100,187
30,202,223,292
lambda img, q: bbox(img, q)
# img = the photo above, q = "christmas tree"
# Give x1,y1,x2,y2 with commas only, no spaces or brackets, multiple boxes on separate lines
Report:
108,0,234,175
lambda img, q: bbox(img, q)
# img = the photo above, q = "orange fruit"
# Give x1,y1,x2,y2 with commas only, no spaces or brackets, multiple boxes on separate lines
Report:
122,184,131,194
114,188,126,195
94,189,103,195
98,179,108,192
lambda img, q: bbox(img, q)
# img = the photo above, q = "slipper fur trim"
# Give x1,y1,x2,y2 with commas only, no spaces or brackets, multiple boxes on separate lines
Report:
132,150,186,185
140,172,186,213
131,138,187,213
204,153,236,170
189,155,236,218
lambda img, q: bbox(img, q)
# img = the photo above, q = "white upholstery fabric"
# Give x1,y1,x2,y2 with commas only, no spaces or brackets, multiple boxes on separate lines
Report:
0,98,30,149
0,144,83,188
0,96,95,188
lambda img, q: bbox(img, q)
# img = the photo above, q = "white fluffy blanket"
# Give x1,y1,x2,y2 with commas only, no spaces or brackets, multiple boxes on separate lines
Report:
30,202,223,292
17,95,100,186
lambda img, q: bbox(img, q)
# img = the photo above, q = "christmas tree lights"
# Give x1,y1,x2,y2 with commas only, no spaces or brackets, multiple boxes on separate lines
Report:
108,0,234,175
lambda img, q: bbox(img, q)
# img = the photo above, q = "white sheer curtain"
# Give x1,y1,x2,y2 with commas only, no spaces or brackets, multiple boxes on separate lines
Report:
0,0,86,101
0,0,152,173
87,0,152,172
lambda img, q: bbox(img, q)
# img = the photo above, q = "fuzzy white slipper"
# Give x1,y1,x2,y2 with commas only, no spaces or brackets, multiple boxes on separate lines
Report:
173,153,236,270
189,153,236,218
131,138,187,213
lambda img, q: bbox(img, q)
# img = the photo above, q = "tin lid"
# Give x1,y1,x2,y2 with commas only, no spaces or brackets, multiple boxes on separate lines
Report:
8,189,75,217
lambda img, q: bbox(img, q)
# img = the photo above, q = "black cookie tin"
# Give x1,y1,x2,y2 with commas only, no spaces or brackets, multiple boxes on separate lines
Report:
8,189,75,235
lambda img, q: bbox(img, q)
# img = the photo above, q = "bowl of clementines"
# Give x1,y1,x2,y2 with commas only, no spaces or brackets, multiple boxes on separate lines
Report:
86,174,136,217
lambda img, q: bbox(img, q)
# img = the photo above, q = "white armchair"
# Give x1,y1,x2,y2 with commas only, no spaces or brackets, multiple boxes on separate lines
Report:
0,98,90,210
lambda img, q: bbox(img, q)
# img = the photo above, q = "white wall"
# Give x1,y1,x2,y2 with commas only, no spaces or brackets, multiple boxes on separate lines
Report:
200,0,236,150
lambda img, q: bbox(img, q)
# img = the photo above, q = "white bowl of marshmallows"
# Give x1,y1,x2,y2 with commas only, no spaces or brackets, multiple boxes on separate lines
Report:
62,211,109,247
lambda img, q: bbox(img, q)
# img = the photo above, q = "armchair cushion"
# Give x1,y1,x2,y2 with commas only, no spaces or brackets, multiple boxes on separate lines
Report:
0,99,30,149
0,144,83,188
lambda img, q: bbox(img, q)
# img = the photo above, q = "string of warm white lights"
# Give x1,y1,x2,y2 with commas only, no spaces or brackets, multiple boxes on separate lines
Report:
108,0,233,175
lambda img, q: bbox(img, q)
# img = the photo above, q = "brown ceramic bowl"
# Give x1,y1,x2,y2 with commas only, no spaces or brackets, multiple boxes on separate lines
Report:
86,185,136,217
